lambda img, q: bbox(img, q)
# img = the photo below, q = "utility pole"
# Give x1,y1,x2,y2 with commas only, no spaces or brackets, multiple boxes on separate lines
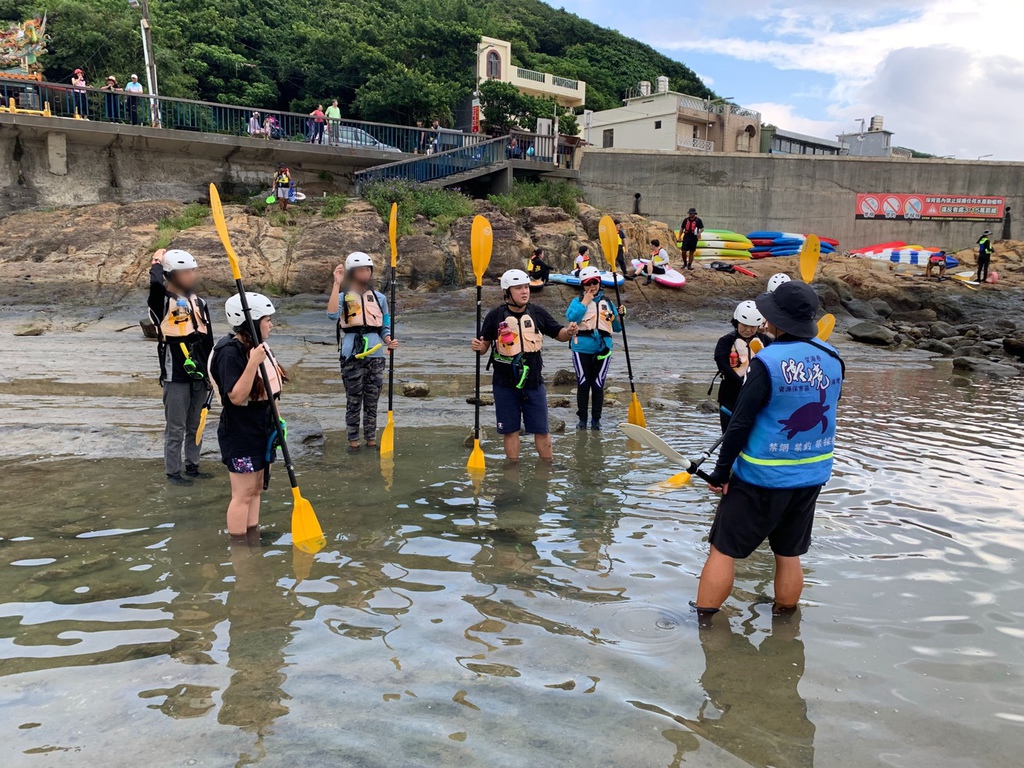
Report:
129,0,161,127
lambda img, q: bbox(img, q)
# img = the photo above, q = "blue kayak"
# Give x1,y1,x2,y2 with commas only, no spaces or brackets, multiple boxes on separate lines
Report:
548,271,624,288
747,231,784,239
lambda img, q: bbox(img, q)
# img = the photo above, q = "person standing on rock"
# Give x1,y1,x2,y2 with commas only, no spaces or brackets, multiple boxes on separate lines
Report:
210,293,285,536
977,230,994,283
712,300,772,432
565,266,622,430
148,248,215,485
471,269,578,462
615,219,632,278
327,252,398,452
679,207,704,270
695,282,844,617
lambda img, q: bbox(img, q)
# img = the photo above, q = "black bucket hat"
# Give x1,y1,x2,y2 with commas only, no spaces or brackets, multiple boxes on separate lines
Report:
755,281,819,339
687,207,697,214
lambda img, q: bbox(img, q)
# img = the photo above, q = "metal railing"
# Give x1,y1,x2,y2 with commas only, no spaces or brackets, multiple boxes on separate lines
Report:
0,75,483,157
678,137,714,152
516,67,547,84
354,135,510,189
551,76,580,91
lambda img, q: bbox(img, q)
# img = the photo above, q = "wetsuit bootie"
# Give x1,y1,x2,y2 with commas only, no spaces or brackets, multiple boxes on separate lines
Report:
166,472,193,486
576,420,587,430
591,419,602,431
185,463,213,479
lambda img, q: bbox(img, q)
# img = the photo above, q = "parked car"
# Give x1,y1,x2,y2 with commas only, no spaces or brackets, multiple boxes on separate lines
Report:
336,125,401,153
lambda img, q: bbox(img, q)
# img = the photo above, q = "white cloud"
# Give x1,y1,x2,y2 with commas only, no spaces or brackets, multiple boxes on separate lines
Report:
650,0,1024,159
744,102,843,139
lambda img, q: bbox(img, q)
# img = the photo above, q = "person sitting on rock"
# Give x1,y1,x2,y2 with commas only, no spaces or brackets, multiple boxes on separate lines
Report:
526,247,554,286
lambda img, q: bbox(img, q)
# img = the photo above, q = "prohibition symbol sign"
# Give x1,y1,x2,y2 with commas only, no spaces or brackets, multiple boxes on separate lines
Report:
860,196,879,217
882,196,901,217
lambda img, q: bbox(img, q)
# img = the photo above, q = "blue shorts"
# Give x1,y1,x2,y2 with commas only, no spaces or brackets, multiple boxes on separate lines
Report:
493,383,549,435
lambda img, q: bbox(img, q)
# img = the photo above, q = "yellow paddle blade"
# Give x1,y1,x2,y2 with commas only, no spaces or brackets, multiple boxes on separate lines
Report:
209,183,242,280
817,313,836,341
389,202,398,268
292,546,316,586
291,487,325,554
598,214,619,270
467,439,486,473
379,411,395,458
628,393,647,428
380,453,395,492
195,406,209,446
664,471,692,487
799,234,821,284
471,215,493,286
749,338,764,356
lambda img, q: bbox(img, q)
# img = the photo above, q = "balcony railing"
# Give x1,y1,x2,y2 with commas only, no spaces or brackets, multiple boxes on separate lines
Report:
678,137,714,152
354,135,510,189
551,76,579,91
0,75,478,157
512,68,581,93
516,67,547,84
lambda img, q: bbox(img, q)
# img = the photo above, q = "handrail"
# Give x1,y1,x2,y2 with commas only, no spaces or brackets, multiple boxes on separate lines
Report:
354,135,510,189
0,74,483,157
516,67,547,84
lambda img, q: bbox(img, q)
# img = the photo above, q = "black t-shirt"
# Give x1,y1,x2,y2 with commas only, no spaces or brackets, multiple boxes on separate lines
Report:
480,303,563,390
211,335,272,460
714,330,772,409
680,217,704,239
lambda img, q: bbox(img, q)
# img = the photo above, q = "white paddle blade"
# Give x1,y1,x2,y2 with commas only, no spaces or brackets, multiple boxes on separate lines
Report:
618,423,691,468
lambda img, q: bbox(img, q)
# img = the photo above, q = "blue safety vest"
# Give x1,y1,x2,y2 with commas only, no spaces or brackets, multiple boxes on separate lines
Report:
733,339,843,489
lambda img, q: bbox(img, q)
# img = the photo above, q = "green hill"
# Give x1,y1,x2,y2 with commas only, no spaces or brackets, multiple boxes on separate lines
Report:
7,0,711,123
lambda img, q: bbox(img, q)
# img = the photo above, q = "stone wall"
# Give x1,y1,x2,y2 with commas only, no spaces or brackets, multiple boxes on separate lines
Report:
577,149,1024,250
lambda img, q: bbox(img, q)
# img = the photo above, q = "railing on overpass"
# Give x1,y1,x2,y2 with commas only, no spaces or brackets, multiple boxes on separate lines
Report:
0,75,482,157
354,135,510,189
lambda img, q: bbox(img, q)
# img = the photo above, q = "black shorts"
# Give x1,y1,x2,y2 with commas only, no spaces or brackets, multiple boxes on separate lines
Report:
681,234,699,251
708,477,821,558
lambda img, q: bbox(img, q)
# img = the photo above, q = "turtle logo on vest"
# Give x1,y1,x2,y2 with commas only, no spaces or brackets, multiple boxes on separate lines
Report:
779,387,830,440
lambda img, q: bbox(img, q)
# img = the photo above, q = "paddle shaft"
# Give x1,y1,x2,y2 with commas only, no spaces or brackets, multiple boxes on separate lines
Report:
232,277,299,489
474,283,482,439
386,266,396,412
608,270,637,392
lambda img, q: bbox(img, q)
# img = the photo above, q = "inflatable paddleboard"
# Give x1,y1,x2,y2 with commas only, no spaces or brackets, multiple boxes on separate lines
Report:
864,249,959,267
850,241,906,255
548,271,624,288
695,248,753,259
631,260,685,289
701,230,753,244
697,240,754,250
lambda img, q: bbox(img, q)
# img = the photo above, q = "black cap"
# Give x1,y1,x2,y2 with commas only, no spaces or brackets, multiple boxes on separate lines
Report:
755,281,819,338
688,208,697,214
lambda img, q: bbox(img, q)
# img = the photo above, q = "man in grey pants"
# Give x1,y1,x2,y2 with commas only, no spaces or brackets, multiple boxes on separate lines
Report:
148,249,215,485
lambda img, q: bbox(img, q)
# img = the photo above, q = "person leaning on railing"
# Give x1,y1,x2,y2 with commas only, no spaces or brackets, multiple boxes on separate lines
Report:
325,100,341,145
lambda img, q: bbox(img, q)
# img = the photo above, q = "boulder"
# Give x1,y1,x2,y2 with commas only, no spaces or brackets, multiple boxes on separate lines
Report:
929,321,955,340
402,382,430,398
466,395,495,406
869,298,894,318
524,418,565,435
1003,337,1024,359
980,328,1004,341
952,357,1020,378
847,322,896,346
463,429,488,448
552,369,576,386
13,320,50,337
890,308,938,323
812,283,843,314
547,396,571,408
606,386,625,394
916,339,955,356
992,319,1017,333
394,234,449,289
695,400,720,414
953,323,981,335
842,298,882,321
649,397,681,410
522,206,571,226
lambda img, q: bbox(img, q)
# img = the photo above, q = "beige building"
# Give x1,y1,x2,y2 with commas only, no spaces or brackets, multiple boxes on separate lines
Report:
588,79,761,153
475,36,586,109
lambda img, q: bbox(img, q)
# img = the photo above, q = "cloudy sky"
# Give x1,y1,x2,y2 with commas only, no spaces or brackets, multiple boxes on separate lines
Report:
559,0,1024,160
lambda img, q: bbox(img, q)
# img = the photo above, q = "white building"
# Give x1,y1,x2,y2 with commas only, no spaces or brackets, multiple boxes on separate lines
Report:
475,37,586,109
837,116,897,158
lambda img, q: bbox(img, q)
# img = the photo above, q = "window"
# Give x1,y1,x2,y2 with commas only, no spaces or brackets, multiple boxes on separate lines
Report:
692,125,699,139
654,120,662,130
602,128,614,148
486,51,501,80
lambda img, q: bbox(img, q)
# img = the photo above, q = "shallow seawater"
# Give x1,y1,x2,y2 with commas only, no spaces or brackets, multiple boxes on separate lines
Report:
2,317,1024,767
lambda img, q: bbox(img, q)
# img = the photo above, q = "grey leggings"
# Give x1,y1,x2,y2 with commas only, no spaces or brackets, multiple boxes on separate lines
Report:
163,381,206,475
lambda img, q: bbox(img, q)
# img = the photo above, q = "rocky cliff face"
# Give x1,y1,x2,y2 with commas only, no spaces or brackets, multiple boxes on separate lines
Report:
0,199,678,303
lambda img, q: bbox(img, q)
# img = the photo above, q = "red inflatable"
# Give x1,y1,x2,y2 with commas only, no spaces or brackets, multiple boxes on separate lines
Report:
850,241,907,255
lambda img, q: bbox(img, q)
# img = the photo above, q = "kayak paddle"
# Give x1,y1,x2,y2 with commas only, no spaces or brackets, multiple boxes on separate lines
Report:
209,183,325,555
799,234,821,284
817,313,836,341
620,423,715,484
195,389,213,445
379,202,399,461
467,215,492,475
599,214,645,428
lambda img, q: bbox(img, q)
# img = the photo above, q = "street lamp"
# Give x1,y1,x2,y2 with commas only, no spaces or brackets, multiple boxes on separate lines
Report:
977,153,993,161
129,0,160,127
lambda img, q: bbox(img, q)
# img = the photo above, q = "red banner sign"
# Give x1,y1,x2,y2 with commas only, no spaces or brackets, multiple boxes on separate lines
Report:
856,193,1005,221
471,104,480,134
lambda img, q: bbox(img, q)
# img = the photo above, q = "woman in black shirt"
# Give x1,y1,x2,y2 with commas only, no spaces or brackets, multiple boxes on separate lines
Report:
713,300,771,432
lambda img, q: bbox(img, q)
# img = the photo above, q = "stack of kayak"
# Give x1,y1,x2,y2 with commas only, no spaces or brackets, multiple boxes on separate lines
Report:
850,241,960,268
747,231,839,259
692,230,755,260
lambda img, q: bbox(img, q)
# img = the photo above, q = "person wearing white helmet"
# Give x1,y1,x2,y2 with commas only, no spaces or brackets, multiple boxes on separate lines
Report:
210,292,287,537
710,300,771,432
767,273,792,293
471,268,578,462
565,266,623,430
327,251,398,452
147,248,214,485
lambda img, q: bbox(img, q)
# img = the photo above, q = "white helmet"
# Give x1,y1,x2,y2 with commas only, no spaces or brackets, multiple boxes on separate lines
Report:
225,292,276,327
500,269,531,290
162,249,197,272
345,251,374,271
733,300,765,326
578,266,602,283
767,273,792,293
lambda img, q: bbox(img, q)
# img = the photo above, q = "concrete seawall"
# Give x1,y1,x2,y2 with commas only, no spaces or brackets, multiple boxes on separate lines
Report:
577,149,1023,250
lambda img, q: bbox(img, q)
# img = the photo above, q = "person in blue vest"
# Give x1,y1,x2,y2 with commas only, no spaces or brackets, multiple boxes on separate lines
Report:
565,266,622,430
695,281,844,617
976,229,994,283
